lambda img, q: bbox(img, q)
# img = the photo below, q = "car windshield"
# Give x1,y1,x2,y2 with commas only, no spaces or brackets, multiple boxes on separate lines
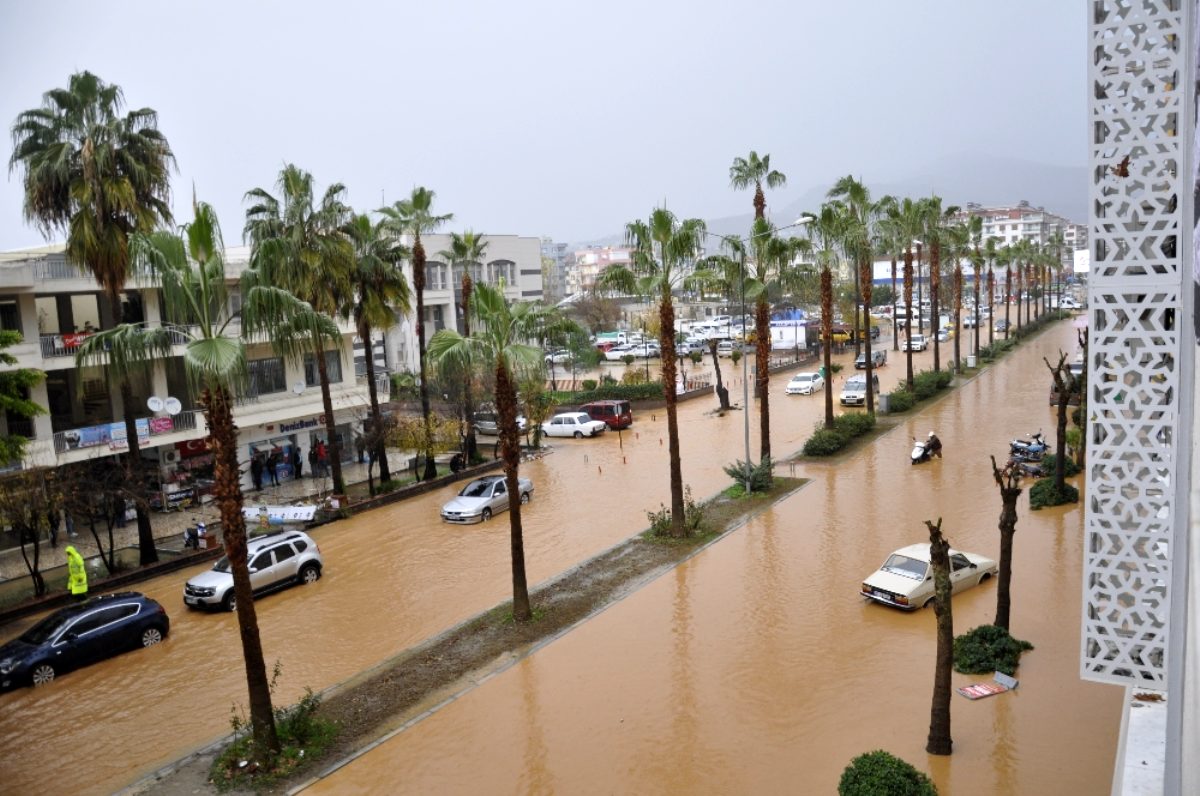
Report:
881,554,928,579
460,479,493,497
213,556,232,573
20,612,73,644
793,375,812,383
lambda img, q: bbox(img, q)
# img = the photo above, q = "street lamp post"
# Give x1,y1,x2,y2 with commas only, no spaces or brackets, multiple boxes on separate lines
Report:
704,215,814,495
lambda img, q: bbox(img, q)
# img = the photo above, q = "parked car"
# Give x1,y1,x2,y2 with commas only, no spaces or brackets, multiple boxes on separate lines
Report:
854,349,887,369
936,327,951,342
541,412,607,438
441,474,533,524
860,543,998,610
604,345,636,362
627,342,660,359
473,411,528,436
785,372,825,395
994,319,1011,332
902,334,928,352
580,399,633,430
544,350,572,365
0,592,169,690
184,530,323,612
839,372,880,406
716,340,736,357
962,315,979,328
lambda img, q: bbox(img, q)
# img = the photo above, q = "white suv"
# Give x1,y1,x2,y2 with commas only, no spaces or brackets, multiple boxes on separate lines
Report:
183,530,324,611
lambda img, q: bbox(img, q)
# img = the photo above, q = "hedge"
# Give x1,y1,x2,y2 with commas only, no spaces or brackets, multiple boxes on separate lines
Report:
1039,453,1080,478
838,750,938,796
802,428,849,456
953,624,1034,675
834,412,876,438
1029,477,1080,509
886,389,916,412
554,382,665,403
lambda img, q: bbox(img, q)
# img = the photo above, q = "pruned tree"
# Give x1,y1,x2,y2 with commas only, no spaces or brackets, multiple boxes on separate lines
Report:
924,517,954,756
989,455,1024,631
1044,351,1080,492
708,339,731,411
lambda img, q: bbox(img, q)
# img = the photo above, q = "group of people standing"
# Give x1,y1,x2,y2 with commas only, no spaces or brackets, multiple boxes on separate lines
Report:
248,440,332,492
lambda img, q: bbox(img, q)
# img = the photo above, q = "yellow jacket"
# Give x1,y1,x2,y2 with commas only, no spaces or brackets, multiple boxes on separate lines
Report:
65,545,87,596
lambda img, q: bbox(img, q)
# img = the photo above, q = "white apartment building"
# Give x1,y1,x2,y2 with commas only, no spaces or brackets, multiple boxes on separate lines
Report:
564,245,633,297
382,233,544,374
0,245,377,503
955,201,1081,268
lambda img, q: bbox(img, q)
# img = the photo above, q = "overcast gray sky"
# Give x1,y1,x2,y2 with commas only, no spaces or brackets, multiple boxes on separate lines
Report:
1,1,1084,250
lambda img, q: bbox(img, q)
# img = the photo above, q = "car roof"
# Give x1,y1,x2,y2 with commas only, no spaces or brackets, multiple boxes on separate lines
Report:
247,530,312,549
890,543,974,562
554,411,588,419
53,591,151,619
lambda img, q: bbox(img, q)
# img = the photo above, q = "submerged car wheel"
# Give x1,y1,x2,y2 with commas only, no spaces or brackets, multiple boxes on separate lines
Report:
300,563,321,585
481,508,492,521
141,626,164,647
223,591,236,612
574,431,583,439
31,663,55,686
520,492,531,504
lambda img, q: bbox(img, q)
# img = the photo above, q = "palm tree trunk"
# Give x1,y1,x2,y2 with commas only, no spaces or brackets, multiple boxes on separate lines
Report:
313,344,345,494
853,258,862,360
204,386,280,756
891,255,899,352
462,273,478,463
413,236,437,481
709,340,730,410
993,465,1021,631
754,296,772,462
494,359,531,621
903,249,914,389
931,242,941,372
860,256,875,415
953,265,963,373
821,267,835,429
660,296,686,537
1004,268,1012,340
926,519,954,756
987,268,995,348
973,254,981,355
753,185,765,219
361,322,390,483
109,294,158,565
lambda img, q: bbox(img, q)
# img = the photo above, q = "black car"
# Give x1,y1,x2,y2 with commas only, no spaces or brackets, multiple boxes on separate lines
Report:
0,592,169,691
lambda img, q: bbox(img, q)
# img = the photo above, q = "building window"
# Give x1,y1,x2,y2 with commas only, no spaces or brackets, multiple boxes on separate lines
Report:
304,350,343,387
489,260,515,285
0,298,20,333
467,262,484,285
426,262,447,291
247,356,287,396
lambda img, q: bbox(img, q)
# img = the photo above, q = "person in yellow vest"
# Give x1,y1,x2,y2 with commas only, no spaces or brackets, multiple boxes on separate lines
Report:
65,545,87,601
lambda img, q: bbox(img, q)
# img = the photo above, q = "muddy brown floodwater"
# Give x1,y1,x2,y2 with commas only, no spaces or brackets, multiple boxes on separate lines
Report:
0,326,1120,795
302,323,1122,796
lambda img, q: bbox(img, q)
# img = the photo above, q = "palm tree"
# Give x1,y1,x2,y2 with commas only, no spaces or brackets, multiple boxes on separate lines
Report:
984,237,1000,349
875,196,903,353
10,71,175,565
599,207,705,536
244,165,354,494
893,198,926,389
828,176,878,412
345,213,411,486
943,220,970,372
438,230,489,463
729,150,786,220
379,188,453,481
429,285,575,620
806,203,846,429
968,218,984,355
1047,228,1066,311
989,456,1024,631
80,200,290,758
1000,245,1013,340
922,197,957,373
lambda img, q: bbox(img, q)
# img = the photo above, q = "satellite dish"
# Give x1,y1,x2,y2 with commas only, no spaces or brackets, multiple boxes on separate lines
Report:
164,397,183,416
147,396,164,412
292,382,305,395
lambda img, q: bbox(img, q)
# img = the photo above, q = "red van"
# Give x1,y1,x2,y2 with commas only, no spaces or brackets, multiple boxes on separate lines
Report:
579,399,633,430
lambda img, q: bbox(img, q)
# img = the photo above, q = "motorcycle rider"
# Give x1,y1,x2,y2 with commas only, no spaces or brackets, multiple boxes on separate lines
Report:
927,431,943,459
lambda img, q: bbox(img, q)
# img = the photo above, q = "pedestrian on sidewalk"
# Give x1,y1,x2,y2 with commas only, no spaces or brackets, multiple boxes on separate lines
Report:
308,446,317,478
316,439,329,477
266,450,281,486
47,509,60,548
65,544,88,601
250,453,264,491
65,510,77,538
292,447,303,479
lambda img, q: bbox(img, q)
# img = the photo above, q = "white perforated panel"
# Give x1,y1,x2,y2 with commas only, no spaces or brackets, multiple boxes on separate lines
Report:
1084,0,1186,686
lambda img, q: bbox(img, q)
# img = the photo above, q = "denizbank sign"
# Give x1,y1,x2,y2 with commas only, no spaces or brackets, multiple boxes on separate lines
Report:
280,416,323,433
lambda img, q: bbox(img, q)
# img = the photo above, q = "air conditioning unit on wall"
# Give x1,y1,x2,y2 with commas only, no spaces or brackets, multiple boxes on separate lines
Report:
162,450,179,464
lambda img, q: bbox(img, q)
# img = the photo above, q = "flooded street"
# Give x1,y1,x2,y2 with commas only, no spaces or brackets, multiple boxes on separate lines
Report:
0,326,1120,795
305,322,1121,796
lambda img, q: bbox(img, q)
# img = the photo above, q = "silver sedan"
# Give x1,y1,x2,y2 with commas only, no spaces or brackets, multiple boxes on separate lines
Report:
440,475,533,524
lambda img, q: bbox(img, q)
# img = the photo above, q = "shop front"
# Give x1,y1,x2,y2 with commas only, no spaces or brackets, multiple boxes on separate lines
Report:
154,438,214,511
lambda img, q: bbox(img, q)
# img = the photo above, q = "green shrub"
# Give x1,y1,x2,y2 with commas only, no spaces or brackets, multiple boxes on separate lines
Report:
834,412,876,438
1071,406,1083,427
621,354,635,366
1029,477,1080,509
1039,453,1080,477
376,479,403,493
621,368,649,385
886,389,915,412
569,382,663,403
689,350,703,364
581,379,598,391
645,486,705,536
953,624,1034,675
803,427,849,456
722,456,773,493
838,750,937,796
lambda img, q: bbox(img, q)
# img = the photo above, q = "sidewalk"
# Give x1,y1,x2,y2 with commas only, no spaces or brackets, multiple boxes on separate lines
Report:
0,453,419,583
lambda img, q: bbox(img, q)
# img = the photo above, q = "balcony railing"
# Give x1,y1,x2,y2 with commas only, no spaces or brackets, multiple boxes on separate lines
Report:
52,410,200,454
31,257,87,281
38,324,195,358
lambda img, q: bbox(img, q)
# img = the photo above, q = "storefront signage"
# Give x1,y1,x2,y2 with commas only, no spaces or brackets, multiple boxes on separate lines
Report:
280,417,322,433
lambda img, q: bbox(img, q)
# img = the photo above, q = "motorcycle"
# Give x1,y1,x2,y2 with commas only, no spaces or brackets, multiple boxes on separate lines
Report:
183,520,207,551
911,438,933,465
1010,431,1048,460
1008,458,1044,478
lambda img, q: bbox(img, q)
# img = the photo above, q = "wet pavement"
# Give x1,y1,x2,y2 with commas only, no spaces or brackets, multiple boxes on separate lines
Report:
0,323,1120,796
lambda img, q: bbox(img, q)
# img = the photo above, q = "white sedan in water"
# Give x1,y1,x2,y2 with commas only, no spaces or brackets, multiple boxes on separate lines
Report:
441,474,533,524
860,543,998,610
541,412,607,438
785,371,825,395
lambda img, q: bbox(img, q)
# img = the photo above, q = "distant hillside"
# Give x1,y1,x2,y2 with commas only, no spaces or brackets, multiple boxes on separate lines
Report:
570,152,1086,250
